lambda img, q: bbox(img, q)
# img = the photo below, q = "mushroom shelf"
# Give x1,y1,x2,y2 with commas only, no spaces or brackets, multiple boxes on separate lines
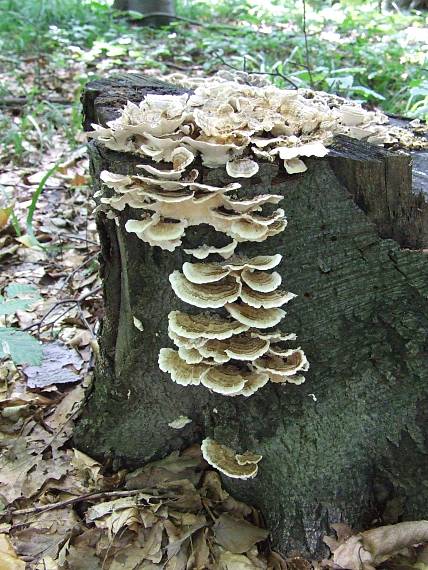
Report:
75,73,428,557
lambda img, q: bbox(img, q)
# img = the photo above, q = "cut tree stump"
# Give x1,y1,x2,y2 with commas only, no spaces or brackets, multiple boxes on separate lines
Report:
75,74,428,557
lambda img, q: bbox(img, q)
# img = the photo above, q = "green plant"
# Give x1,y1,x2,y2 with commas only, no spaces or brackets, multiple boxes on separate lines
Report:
0,284,43,365
26,162,60,247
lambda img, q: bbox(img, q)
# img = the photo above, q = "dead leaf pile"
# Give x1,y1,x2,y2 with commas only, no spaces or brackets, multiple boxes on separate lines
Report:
0,441,290,569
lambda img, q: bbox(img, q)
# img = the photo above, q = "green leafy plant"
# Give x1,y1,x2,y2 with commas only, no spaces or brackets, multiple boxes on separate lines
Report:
0,284,43,365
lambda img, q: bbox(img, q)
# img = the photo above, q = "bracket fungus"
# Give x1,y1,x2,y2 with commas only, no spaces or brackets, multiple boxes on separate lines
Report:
201,438,262,479
161,250,306,400
97,72,425,479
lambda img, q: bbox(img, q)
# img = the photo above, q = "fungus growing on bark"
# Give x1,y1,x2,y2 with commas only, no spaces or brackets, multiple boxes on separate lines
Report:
226,157,259,178
177,346,204,364
168,416,192,429
241,269,282,292
224,334,270,361
284,158,308,175
90,73,332,483
168,311,249,340
125,216,187,251
240,285,296,309
254,349,309,380
236,370,269,396
201,438,262,479
137,146,195,180
169,271,241,308
158,348,209,386
183,240,237,260
182,262,230,284
99,169,287,251
201,365,247,395
225,303,286,329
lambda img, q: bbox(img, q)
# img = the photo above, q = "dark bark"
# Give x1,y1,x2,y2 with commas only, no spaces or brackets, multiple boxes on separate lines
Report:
75,76,428,557
113,0,176,26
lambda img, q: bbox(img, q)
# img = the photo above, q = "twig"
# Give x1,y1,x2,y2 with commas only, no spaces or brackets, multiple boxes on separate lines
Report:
56,233,99,247
0,96,70,108
22,286,101,333
302,0,314,88
163,62,202,72
245,69,298,89
123,11,281,34
4,489,162,518
58,251,99,293
215,52,298,89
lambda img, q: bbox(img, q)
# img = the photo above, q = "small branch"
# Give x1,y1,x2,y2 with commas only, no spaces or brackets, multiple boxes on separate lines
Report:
215,52,298,89
246,70,299,90
0,96,70,108
58,251,99,293
4,489,158,518
302,0,314,88
123,11,291,36
22,286,101,333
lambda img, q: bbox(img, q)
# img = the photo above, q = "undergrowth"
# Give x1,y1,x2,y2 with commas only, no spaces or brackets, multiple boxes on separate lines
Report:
0,0,426,165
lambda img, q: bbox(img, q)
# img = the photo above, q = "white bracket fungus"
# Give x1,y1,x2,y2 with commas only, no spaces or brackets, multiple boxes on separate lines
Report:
95,73,413,479
168,416,192,429
201,438,262,479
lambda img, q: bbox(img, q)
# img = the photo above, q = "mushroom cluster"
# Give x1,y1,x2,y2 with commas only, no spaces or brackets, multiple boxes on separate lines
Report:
159,254,308,396
92,73,390,479
91,71,407,201
99,170,286,252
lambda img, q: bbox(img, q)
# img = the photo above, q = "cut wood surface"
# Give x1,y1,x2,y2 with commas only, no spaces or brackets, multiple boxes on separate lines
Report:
75,75,428,556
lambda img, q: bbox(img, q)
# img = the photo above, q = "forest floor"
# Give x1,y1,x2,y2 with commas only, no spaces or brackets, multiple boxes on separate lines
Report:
0,0,427,567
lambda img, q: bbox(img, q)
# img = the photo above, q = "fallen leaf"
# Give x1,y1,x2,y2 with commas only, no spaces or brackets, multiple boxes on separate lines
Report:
0,533,26,570
0,207,11,231
24,341,83,388
218,549,260,570
213,514,269,554
11,508,79,562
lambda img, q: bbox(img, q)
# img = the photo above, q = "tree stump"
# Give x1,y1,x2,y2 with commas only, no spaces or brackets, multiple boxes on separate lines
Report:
75,75,428,557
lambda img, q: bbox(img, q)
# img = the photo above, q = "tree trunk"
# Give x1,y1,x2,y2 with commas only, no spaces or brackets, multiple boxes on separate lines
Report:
113,0,176,26
75,75,428,557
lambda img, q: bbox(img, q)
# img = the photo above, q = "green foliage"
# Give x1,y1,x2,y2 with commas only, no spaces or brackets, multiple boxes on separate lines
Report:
0,284,41,316
0,0,114,53
26,162,60,247
0,328,43,365
0,284,42,365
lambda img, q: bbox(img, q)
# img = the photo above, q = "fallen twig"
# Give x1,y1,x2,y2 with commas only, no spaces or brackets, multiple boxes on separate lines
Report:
215,52,299,89
5,488,178,518
22,286,101,334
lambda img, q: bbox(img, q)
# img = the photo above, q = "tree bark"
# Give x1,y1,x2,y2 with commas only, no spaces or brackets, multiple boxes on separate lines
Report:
113,0,176,26
75,75,428,557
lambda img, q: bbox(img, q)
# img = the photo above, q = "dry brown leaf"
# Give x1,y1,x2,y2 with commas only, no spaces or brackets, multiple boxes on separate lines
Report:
217,549,261,570
0,533,26,570
137,521,164,563
71,448,102,486
24,341,83,388
0,438,40,503
44,383,84,434
213,513,269,554
11,507,79,562
110,544,162,570
333,522,428,570
187,528,211,570
126,450,203,490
